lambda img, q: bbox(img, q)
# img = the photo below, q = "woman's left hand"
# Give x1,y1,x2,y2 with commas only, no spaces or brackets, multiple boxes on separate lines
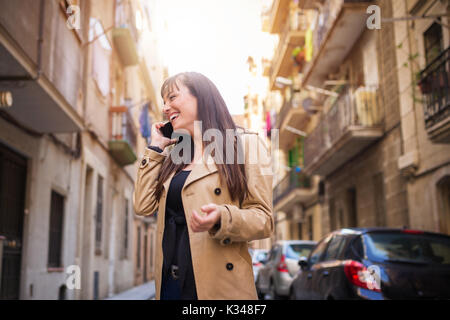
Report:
190,203,221,233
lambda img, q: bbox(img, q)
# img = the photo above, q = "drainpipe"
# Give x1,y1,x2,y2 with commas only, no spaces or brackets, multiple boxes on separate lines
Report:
34,0,45,81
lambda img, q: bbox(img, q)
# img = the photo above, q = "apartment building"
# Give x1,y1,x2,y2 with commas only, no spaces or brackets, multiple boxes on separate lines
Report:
0,0,166,299
262,0,324,242
265,0,449,240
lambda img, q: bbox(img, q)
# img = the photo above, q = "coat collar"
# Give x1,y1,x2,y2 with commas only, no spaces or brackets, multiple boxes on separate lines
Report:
162,152,218,192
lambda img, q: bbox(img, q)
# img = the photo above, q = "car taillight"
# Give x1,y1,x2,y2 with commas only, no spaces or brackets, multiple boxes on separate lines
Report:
344,260,381,292
277,254,289,273
253,262,262,267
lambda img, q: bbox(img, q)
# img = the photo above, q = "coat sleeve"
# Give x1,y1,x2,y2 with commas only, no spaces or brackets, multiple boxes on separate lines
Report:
132,147,167,216
209,132,274,245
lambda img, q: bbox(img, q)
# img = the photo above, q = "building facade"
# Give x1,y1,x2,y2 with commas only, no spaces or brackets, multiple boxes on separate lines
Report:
264,0,450,244
0,0,166,299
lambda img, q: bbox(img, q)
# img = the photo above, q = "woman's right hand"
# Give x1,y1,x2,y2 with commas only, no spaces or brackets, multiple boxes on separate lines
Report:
149,122,178,150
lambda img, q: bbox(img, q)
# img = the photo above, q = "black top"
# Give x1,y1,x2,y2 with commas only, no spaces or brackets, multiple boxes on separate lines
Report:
161,169,197,300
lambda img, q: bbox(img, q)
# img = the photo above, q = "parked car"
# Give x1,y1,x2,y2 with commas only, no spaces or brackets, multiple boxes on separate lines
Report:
250,249,269,282
256,240,317,299
290,228,450,300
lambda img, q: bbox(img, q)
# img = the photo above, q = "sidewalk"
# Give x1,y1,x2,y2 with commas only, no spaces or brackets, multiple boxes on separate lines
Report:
104,280,155,300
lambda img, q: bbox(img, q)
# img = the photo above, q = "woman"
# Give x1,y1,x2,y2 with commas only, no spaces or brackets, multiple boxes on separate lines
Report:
133,72,273,300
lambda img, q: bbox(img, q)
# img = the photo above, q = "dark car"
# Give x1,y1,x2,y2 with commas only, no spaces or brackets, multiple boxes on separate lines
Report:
290,228,450,300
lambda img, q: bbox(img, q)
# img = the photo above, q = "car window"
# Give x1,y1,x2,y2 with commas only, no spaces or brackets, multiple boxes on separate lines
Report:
268,246,279,262
322,235,346,261
254,251,268,262
364,232,450,264
345,236,364,260
286,244,315,259
309,238,330,265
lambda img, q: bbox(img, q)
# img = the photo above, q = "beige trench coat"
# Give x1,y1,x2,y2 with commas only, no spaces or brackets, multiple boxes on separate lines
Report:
132,130,273,300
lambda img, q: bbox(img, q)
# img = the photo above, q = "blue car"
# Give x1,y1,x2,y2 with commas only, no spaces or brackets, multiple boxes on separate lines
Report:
290,227,450,300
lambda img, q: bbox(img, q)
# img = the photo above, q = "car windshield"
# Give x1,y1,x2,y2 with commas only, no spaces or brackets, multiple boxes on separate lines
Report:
286,244,315,260
364,232,450,265
253,251,268,262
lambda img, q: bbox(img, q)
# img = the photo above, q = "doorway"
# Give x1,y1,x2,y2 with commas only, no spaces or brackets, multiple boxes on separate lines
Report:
0,143,27,299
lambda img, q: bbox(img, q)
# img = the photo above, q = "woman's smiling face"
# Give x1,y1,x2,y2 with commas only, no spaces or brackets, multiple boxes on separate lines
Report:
162,78,198,136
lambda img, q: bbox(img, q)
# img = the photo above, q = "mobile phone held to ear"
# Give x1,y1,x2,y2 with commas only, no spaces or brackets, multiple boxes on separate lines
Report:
159,121,173,138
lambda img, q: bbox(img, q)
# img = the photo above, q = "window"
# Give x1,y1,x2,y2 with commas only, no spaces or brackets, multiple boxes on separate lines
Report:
345,236,364,260
268,246,279,262
322,235,346,261
48,191,65,268
424,21,443,65
286,244,315,260
346,188,357,227
329,198,336,231
297,222,303,240
149,231,154,271
137,226,141,269
123,199,129,259
364,232,450,264
308,215,313,240
89,18,112,97
95,176,104,252
309,236,331,266
373,173,386,227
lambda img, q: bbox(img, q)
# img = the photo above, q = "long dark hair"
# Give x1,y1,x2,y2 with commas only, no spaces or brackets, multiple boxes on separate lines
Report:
154,72,249,206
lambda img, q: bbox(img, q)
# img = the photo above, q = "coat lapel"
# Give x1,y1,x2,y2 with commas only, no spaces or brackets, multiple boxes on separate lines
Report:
162,153,218,192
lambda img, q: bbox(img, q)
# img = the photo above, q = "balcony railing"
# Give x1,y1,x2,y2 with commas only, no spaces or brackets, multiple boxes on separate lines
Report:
269,11,307,89
273,168,311,205
108,106,137,166
419,46,450,139
115,0,139,44
302,0,372,87
113,0,140,66
304,85,383,176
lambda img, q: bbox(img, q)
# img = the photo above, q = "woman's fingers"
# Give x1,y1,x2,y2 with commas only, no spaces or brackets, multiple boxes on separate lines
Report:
201,203,217,214
191,210,204,232
191,209,214,232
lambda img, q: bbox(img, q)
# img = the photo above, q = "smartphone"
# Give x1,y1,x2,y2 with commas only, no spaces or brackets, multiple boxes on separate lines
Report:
159,121,173,138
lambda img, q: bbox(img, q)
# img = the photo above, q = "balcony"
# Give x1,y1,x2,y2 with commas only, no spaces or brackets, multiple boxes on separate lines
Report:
276,95,310,150
418,46,450,143
273,168,314,212
0,2,84,133
113,0,140,67
302,0,372,88
304,86,383,176
108,106,137,166
269,14,307,90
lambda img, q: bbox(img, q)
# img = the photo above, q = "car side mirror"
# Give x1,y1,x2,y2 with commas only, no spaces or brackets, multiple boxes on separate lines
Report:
298,257,308,270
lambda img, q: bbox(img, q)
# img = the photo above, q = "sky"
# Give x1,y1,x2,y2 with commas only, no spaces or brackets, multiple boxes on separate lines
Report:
155,0,276,115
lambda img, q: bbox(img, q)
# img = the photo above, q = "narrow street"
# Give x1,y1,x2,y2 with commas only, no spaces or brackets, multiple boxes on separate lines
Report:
0,0,449,301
